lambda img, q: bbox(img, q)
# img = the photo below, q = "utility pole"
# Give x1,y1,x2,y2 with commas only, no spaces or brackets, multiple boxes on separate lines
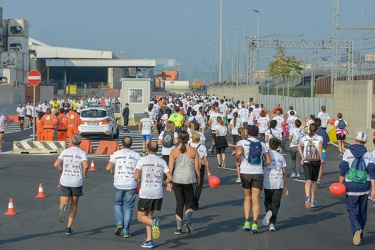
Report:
219,0,223,83
331,0,339,95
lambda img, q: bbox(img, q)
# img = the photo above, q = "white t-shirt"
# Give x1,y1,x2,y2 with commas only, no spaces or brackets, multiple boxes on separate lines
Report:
248,111,256,126
158,131,178,155
238,108,249,123
287,116,298,130
265,128,282,149
0,114,6,131
219,104,227,117
263,150,286,189
110,149,141,190
136,155,170,199
187,130,206,145
300,134,323,160
253,108,262,119
26,105,32,116
209,112,222,131
16,107,26,117
289,127,306,148
160,114,169,124
238,138,268,174
190,142,207,163
272,115,284,134
196,113,206,128
317,112,330,128
230,118,242,135
257,117,270,133
140,117,154,135
216,125,227,136
59,147,88,187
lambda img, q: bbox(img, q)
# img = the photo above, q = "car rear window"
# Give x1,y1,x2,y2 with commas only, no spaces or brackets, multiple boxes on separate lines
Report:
81,110,107,118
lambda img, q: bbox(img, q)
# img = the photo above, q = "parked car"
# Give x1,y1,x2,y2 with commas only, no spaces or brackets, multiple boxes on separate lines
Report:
78,107,119,140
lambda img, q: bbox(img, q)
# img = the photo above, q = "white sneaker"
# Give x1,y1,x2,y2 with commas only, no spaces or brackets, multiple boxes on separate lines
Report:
262,210,273,226
290,173,296,178
269,223,276,232
296,173,301,179
236,178,241,183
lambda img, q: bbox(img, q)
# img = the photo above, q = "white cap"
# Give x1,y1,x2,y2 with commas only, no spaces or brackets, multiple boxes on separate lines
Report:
355,132,367,142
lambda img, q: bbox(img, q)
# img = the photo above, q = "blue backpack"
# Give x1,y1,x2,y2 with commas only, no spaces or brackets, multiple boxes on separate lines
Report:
347,154,367,184
247,139,262,165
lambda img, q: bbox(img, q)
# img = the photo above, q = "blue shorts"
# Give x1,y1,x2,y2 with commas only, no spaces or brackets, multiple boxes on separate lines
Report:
322,149,326,161
142,134,152,140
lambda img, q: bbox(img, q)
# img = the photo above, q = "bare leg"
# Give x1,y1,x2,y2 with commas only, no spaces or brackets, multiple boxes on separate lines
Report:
67,196,79,228
243,188,252,220
138,210,154,241
251,187,261,221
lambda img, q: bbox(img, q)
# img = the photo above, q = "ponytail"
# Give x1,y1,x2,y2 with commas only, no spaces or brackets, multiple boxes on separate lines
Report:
179,131,189,154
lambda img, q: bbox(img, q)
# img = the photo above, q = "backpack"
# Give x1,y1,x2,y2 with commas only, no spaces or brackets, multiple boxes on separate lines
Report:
347,154,367,184
292,129,305,145
338,120,346,129
162,131,174,148
247,139,263,165
305,136,320,161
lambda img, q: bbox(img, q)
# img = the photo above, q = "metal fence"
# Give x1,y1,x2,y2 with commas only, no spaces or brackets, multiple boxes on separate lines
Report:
258,94,334,119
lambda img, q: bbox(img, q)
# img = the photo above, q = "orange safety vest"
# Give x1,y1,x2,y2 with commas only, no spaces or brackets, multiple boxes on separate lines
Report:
67,111,80,127
41,114,57,129
57,113,68,131
36,117,44,131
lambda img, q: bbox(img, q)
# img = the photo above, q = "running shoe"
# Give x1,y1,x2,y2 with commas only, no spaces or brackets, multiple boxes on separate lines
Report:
211,147,215,154
231,150,235,155
269,223,276,232
305,196,312,210
243,221,251,231
339,153,343,157
123,233,131,238
353,229,362,246
251,223,259,234
236,178,241,183
174,228,182,235
152,218,160,239
184,220,193,234
59,204,67,222
222,162,226,168
317,179,322,188
310,199,317,208
141,240,154,249
262,211,273,226
115,225,123,235
296,173,301,179
290,173,296,178
65,227,74,236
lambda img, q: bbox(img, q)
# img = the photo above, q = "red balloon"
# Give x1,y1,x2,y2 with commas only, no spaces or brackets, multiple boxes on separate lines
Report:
329,182,346,196
329,119,336,125
136,183,141,195
208,175,221,189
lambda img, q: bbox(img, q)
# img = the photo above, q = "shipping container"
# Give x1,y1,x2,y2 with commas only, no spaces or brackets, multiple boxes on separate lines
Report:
16,69,26,84
23,52,30,71
7,36,28,53
164,80,190,91
25,85,41,103
157,70,179,81
1,51,23,69
105,89,120,97
0,68,17,83
8,18,29,37
2,19,7,31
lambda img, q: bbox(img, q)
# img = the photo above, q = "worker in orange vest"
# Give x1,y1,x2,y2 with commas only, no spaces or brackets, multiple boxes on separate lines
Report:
67,106,80,140
36,112,44,141
40,108,58,141
57,108,68,142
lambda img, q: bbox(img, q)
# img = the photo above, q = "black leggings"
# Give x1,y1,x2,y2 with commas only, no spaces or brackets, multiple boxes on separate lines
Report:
173,182,195,219
193,166,205,207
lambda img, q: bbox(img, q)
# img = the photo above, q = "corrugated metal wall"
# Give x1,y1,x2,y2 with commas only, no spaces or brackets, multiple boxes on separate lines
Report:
258,94,334,118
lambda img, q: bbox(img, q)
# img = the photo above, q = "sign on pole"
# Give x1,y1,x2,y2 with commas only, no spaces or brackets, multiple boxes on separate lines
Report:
28,70,41,141
27,70,41,86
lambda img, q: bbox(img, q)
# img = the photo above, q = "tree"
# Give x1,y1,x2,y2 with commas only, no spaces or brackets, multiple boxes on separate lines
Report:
268,47,303,97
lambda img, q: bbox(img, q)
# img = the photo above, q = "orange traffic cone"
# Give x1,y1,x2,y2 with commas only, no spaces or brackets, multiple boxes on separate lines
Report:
4,198,17,215
89,160,98,172
35,183,47,198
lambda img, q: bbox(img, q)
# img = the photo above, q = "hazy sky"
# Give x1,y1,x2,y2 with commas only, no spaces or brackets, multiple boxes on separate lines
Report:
1,0,374,72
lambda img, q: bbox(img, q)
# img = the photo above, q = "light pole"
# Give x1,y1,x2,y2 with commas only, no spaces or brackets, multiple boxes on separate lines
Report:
223,32,229,83
208,44,213,83
219,0,223,83
359,5,375,76
213,40,218,83
238,19,246,83
230,25,237,85
252,10,260,86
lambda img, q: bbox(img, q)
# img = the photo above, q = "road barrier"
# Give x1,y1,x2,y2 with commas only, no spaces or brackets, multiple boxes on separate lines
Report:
68,139,93,154
95,141,120,155
13,141,66,154
6,115,19,123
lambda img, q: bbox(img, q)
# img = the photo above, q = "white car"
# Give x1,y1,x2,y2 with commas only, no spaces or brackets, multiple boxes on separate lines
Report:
78,107,119,140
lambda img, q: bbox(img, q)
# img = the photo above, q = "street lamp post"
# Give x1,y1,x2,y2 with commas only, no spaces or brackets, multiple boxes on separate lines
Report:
252,10,260,86
219,0,223,83
213,41,218,83
208,44,213,83
230,25,237,85
239,19,246,84
223,32,229,84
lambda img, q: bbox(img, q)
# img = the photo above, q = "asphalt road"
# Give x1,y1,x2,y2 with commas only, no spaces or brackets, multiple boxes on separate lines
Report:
0,126,375,250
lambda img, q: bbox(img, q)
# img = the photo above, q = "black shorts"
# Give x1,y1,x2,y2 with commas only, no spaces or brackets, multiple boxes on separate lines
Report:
0,131,4,134
303,161,321,181
18,116,24,121
60,185,83,197
211,130,217,141
240,173,264,190
138,198,163,212
336,134,346,140
216,147,226,154
26,115,32,119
